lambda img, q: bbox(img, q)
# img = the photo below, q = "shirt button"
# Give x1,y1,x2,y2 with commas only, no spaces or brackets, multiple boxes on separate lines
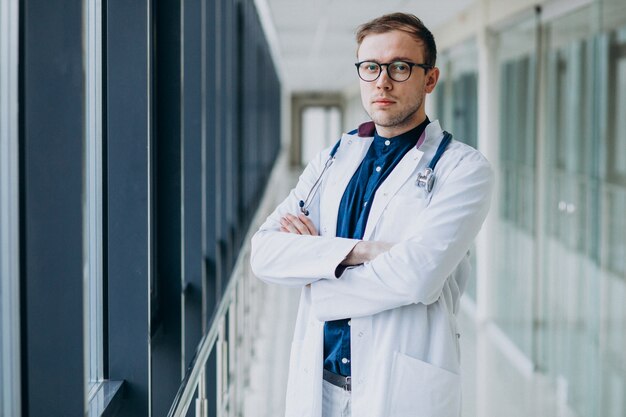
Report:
341,358,349,364
375,166,381,172
363,201,368,207
384,140,390,146
348,320,351,326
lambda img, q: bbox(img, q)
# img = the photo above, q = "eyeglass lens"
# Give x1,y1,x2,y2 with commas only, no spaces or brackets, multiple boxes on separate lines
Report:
357,61,412,82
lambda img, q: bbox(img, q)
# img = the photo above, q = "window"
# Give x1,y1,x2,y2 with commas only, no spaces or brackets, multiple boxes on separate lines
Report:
493,15,539,358
301,106,342,164
83,0,104,403
433,39,479,149
0,0,20,415
433,39,480,300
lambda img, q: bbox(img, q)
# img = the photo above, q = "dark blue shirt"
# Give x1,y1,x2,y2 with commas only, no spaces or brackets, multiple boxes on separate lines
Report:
323,118,430,376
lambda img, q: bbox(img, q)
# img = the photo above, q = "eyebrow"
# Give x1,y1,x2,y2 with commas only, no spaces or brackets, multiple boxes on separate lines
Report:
359,56,416,63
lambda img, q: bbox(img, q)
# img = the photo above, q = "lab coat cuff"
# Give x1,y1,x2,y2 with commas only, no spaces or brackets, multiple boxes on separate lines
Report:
324,238,359,279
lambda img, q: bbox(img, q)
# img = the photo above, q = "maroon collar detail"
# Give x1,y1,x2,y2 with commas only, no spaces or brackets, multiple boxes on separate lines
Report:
357,121,376,137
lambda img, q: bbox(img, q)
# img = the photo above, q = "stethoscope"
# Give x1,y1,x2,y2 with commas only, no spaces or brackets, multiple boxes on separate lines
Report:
299,131,453,216
299,140,341,216
415,131,452,193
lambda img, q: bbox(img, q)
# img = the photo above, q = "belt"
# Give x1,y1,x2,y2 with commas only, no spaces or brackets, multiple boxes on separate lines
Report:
323,369,351,392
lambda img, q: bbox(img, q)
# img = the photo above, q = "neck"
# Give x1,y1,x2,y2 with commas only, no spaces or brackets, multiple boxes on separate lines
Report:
375,113,428,139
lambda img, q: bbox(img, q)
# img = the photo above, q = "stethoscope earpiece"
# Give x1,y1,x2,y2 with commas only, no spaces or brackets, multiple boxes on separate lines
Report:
298,200,310,216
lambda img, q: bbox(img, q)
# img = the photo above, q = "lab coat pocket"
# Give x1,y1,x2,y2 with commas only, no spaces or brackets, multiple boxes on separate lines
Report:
387,351,461,417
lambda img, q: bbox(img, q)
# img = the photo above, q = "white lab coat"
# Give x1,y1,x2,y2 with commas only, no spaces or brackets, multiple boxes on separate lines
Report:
251,120,494,417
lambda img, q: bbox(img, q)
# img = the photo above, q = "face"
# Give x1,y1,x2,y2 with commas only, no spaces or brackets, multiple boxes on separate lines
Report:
357,30,439,138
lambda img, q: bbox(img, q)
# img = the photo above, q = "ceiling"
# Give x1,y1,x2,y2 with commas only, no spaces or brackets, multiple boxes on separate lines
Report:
264,0,475,93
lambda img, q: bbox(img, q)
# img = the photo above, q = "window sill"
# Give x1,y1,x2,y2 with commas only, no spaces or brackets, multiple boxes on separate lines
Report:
86,380,124,417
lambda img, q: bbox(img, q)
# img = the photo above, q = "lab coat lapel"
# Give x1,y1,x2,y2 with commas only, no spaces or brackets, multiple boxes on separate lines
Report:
362,120,444,241
320,133,373,238
362,147,425,240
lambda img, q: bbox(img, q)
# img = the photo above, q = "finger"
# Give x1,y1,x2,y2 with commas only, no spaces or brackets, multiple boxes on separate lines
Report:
280,217,300,234
285,213,311,235
298,214,319,236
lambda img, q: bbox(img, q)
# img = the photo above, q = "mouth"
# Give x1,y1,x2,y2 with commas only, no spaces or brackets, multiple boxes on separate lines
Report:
372,98,396,106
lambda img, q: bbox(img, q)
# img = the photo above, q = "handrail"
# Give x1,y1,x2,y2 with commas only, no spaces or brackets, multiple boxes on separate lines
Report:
167,263,242,417
167,152,290,417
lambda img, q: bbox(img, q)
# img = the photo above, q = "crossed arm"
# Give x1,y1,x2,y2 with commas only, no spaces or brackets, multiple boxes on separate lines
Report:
250,148,494,320
279,212,393,266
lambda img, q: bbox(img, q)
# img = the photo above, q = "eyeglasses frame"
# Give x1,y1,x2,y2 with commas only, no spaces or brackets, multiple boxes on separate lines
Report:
354,60,433,82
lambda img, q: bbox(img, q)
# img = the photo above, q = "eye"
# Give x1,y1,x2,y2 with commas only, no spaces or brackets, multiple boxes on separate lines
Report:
391,62,409,73
361,62,379,73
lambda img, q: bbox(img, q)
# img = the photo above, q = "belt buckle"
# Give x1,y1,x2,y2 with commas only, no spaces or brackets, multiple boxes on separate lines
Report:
344,376,352,391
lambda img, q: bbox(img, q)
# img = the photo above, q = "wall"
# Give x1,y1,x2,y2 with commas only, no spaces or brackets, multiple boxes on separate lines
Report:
341,2,626,416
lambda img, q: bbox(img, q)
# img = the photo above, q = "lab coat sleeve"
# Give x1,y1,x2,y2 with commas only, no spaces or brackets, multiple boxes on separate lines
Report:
309,155,494,321
250,148,360,288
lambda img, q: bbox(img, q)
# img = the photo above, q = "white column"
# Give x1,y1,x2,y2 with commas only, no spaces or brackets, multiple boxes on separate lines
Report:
475,2,500,416
475,0,501,325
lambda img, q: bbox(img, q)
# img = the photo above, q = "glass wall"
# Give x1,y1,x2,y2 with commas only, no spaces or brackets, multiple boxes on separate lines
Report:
435,38,480,300
10,0,282,413
435,38,479,149
484,1,626,415
540,7,600,416
492,15,539,359
600,21,626,417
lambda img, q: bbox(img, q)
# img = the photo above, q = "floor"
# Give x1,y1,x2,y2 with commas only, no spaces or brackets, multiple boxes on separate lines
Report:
244,280,577,417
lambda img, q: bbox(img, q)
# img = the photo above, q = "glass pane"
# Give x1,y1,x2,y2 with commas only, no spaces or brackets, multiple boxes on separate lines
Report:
598,1,626,414
541,7,598,416
539,3,626,416
433,52,450,125
0,0,20,415
434,39,479,148
493,17,538,358
301,106,342,163
0,1,4,406
433,40,480,301
84,0,103,402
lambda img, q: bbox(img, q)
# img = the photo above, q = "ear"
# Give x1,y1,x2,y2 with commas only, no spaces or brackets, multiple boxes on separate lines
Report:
424,67,440,94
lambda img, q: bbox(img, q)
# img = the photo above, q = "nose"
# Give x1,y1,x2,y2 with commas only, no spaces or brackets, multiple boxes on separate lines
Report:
375,66,392,90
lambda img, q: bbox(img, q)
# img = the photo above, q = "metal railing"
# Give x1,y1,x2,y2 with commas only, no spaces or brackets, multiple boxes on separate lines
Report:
168,153,291,417
168,252,261,417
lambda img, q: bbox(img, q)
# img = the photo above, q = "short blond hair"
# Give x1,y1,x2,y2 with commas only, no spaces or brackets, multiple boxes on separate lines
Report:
356,13,437,66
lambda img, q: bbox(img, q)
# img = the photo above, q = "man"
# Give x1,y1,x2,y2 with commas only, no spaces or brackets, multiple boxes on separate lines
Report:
251,12,493,417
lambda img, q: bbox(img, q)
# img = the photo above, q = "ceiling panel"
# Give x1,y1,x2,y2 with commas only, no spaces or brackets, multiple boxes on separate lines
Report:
266,0,475,92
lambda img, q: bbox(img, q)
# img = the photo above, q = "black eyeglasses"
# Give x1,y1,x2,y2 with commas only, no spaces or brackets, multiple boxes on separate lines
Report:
355,60,433,82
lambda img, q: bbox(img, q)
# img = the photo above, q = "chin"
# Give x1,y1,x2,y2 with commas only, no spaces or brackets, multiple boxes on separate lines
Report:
368,111,392,125
371,115,400,128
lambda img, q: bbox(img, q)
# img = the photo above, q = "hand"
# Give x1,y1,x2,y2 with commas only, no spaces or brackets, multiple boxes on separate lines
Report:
341,241,394,266
279,213,319,236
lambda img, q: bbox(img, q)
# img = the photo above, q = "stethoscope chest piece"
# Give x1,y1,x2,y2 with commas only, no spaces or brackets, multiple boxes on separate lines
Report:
414,131,453,195
415,168,435,193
